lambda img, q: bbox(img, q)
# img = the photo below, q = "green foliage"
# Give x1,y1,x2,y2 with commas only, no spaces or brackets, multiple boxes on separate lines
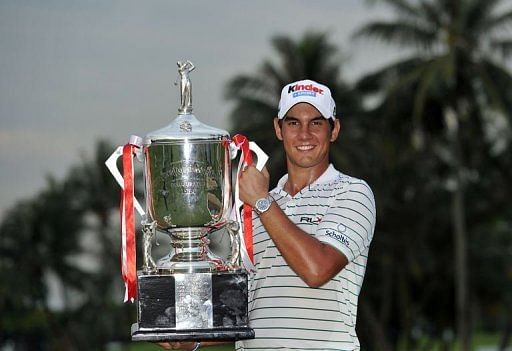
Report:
352,0,512,349
0,140,135,349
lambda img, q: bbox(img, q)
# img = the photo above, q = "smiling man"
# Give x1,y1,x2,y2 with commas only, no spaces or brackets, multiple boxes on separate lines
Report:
236,79,376,350
161,80,376,351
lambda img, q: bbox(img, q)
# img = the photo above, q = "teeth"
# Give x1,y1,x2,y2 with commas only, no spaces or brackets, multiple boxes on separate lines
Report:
297,145,314,151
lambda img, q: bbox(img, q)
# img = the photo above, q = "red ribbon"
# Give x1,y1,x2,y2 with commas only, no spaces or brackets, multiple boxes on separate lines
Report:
121,144,137,302
232,134,254,264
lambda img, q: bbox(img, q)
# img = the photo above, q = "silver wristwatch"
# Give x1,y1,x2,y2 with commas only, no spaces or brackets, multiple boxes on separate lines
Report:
254,195,274,215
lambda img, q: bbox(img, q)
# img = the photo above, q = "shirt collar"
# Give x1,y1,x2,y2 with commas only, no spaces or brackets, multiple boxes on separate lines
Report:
275,164,339,191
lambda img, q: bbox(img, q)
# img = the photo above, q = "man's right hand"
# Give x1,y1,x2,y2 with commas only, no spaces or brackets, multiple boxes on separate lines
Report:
239,165,270,207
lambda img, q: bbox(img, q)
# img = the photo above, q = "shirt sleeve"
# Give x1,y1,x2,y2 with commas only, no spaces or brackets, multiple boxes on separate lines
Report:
316,180,376,262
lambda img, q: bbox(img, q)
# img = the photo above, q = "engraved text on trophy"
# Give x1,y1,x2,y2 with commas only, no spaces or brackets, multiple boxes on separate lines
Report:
147,143,225,229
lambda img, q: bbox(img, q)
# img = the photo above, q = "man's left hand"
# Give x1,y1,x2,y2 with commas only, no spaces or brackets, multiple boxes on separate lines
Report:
157,341,198,350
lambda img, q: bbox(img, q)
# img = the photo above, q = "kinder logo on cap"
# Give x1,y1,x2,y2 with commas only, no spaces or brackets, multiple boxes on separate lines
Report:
278,79,336,120
288,83,324,97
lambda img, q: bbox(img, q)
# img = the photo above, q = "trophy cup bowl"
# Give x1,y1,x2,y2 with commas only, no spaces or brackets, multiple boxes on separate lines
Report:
145,139,230,231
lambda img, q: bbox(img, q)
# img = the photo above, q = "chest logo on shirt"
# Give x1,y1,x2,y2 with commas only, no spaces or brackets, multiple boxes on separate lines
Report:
299,216,322,224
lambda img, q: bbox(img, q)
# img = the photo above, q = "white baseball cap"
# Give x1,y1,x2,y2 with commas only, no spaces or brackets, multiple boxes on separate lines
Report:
277,79,336,120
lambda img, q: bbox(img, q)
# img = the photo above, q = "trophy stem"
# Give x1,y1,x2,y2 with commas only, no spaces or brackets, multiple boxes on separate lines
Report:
165,228,217,272
172,237,206,262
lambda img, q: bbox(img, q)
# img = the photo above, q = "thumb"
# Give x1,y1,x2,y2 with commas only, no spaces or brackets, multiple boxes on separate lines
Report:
262,165,270,180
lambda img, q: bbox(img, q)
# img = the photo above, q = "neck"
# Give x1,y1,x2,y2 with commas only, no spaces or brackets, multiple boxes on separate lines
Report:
284,162,330,196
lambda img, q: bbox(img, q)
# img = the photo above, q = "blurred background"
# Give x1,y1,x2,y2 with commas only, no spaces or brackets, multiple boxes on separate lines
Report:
1,0,511,350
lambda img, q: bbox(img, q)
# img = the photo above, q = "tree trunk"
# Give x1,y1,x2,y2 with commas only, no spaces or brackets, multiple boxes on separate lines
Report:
451,126,471,351
360,303,394,351
499,309,512,351
453,177,470,351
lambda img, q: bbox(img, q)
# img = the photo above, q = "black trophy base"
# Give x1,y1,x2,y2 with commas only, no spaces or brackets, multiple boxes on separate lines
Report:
133,270,254,342
131,323,255,342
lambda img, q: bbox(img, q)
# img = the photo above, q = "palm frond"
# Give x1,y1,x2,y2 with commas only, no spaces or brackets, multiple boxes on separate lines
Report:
411,56,451,135
224,75,272,102
465,0,502,31
419,1,443,29
300,32,336,55
355,56,430,94
474,59,512,115
380,0,421,20
490,39,512,59
229,96,277,128
260,60,288,94
353,21,438,50
463,0,512,54
272,35,305,79
299,32,338,67
483,8,512,33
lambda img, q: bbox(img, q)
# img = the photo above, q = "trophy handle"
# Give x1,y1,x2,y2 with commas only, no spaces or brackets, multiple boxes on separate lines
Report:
248,141,268,171
105,142,145,217
229,138,269,272
226,221,241,267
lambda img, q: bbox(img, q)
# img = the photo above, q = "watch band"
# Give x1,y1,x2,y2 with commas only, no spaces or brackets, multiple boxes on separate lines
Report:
254,194,274,215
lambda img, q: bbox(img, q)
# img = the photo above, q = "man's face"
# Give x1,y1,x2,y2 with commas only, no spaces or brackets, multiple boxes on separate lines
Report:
274,102,340,170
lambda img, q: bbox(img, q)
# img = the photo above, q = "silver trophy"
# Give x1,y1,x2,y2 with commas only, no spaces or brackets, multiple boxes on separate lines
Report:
106,60,264,342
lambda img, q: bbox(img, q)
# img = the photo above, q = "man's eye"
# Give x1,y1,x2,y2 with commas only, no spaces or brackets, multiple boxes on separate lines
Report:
287,121,299,126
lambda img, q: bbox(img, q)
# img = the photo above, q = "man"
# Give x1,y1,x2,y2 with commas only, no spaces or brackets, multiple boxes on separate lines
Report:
161,79,376,351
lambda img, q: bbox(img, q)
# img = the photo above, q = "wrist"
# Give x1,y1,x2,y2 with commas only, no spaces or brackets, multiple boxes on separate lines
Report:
254,194,274,215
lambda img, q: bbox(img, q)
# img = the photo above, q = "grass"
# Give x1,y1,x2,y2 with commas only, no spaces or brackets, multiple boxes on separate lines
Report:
112,332,504,351
396,332,504,351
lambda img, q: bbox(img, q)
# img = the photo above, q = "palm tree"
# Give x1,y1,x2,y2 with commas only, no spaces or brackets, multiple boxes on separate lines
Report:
354,0,512,349
0,177,90,349
225,32,361,183
0,140,135,350
64,140,137,348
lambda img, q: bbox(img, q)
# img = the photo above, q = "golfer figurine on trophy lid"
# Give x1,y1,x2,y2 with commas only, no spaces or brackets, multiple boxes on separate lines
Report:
105,60,265,342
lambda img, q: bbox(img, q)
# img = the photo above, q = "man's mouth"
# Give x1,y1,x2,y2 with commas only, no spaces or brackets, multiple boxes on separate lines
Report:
296,145,315,151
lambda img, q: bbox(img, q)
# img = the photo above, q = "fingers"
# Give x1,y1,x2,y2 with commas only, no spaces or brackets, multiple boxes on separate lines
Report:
241,164,266,176
239,165,270,206
156,341,196,350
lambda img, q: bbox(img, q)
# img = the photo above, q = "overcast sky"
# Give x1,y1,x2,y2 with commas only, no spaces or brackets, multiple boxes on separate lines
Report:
0,0,404,218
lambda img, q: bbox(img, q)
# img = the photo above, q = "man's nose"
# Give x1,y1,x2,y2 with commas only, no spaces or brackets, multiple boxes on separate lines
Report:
298,124,312,139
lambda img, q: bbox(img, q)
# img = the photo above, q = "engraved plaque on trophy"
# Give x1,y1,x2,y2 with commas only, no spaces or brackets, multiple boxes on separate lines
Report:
105,60,263,342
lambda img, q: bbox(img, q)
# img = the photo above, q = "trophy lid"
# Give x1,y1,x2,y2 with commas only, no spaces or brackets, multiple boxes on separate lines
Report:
144,60,229,144
144,113,229,144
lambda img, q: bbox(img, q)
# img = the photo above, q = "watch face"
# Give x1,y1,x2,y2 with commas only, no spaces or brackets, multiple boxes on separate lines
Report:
255,198,271,213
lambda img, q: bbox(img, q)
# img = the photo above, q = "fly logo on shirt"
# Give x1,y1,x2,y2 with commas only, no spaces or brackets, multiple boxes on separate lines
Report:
300,216,322,224
326,229,350,247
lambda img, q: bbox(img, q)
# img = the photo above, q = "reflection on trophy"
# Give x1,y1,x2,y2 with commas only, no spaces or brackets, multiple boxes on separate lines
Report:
106,60,263,342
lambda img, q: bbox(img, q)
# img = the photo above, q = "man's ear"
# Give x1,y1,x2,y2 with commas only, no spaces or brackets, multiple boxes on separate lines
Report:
330,118,341,142
274,117,283,141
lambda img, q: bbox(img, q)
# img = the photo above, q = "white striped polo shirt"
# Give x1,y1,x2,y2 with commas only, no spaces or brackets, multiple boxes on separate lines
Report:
236,164,376,351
